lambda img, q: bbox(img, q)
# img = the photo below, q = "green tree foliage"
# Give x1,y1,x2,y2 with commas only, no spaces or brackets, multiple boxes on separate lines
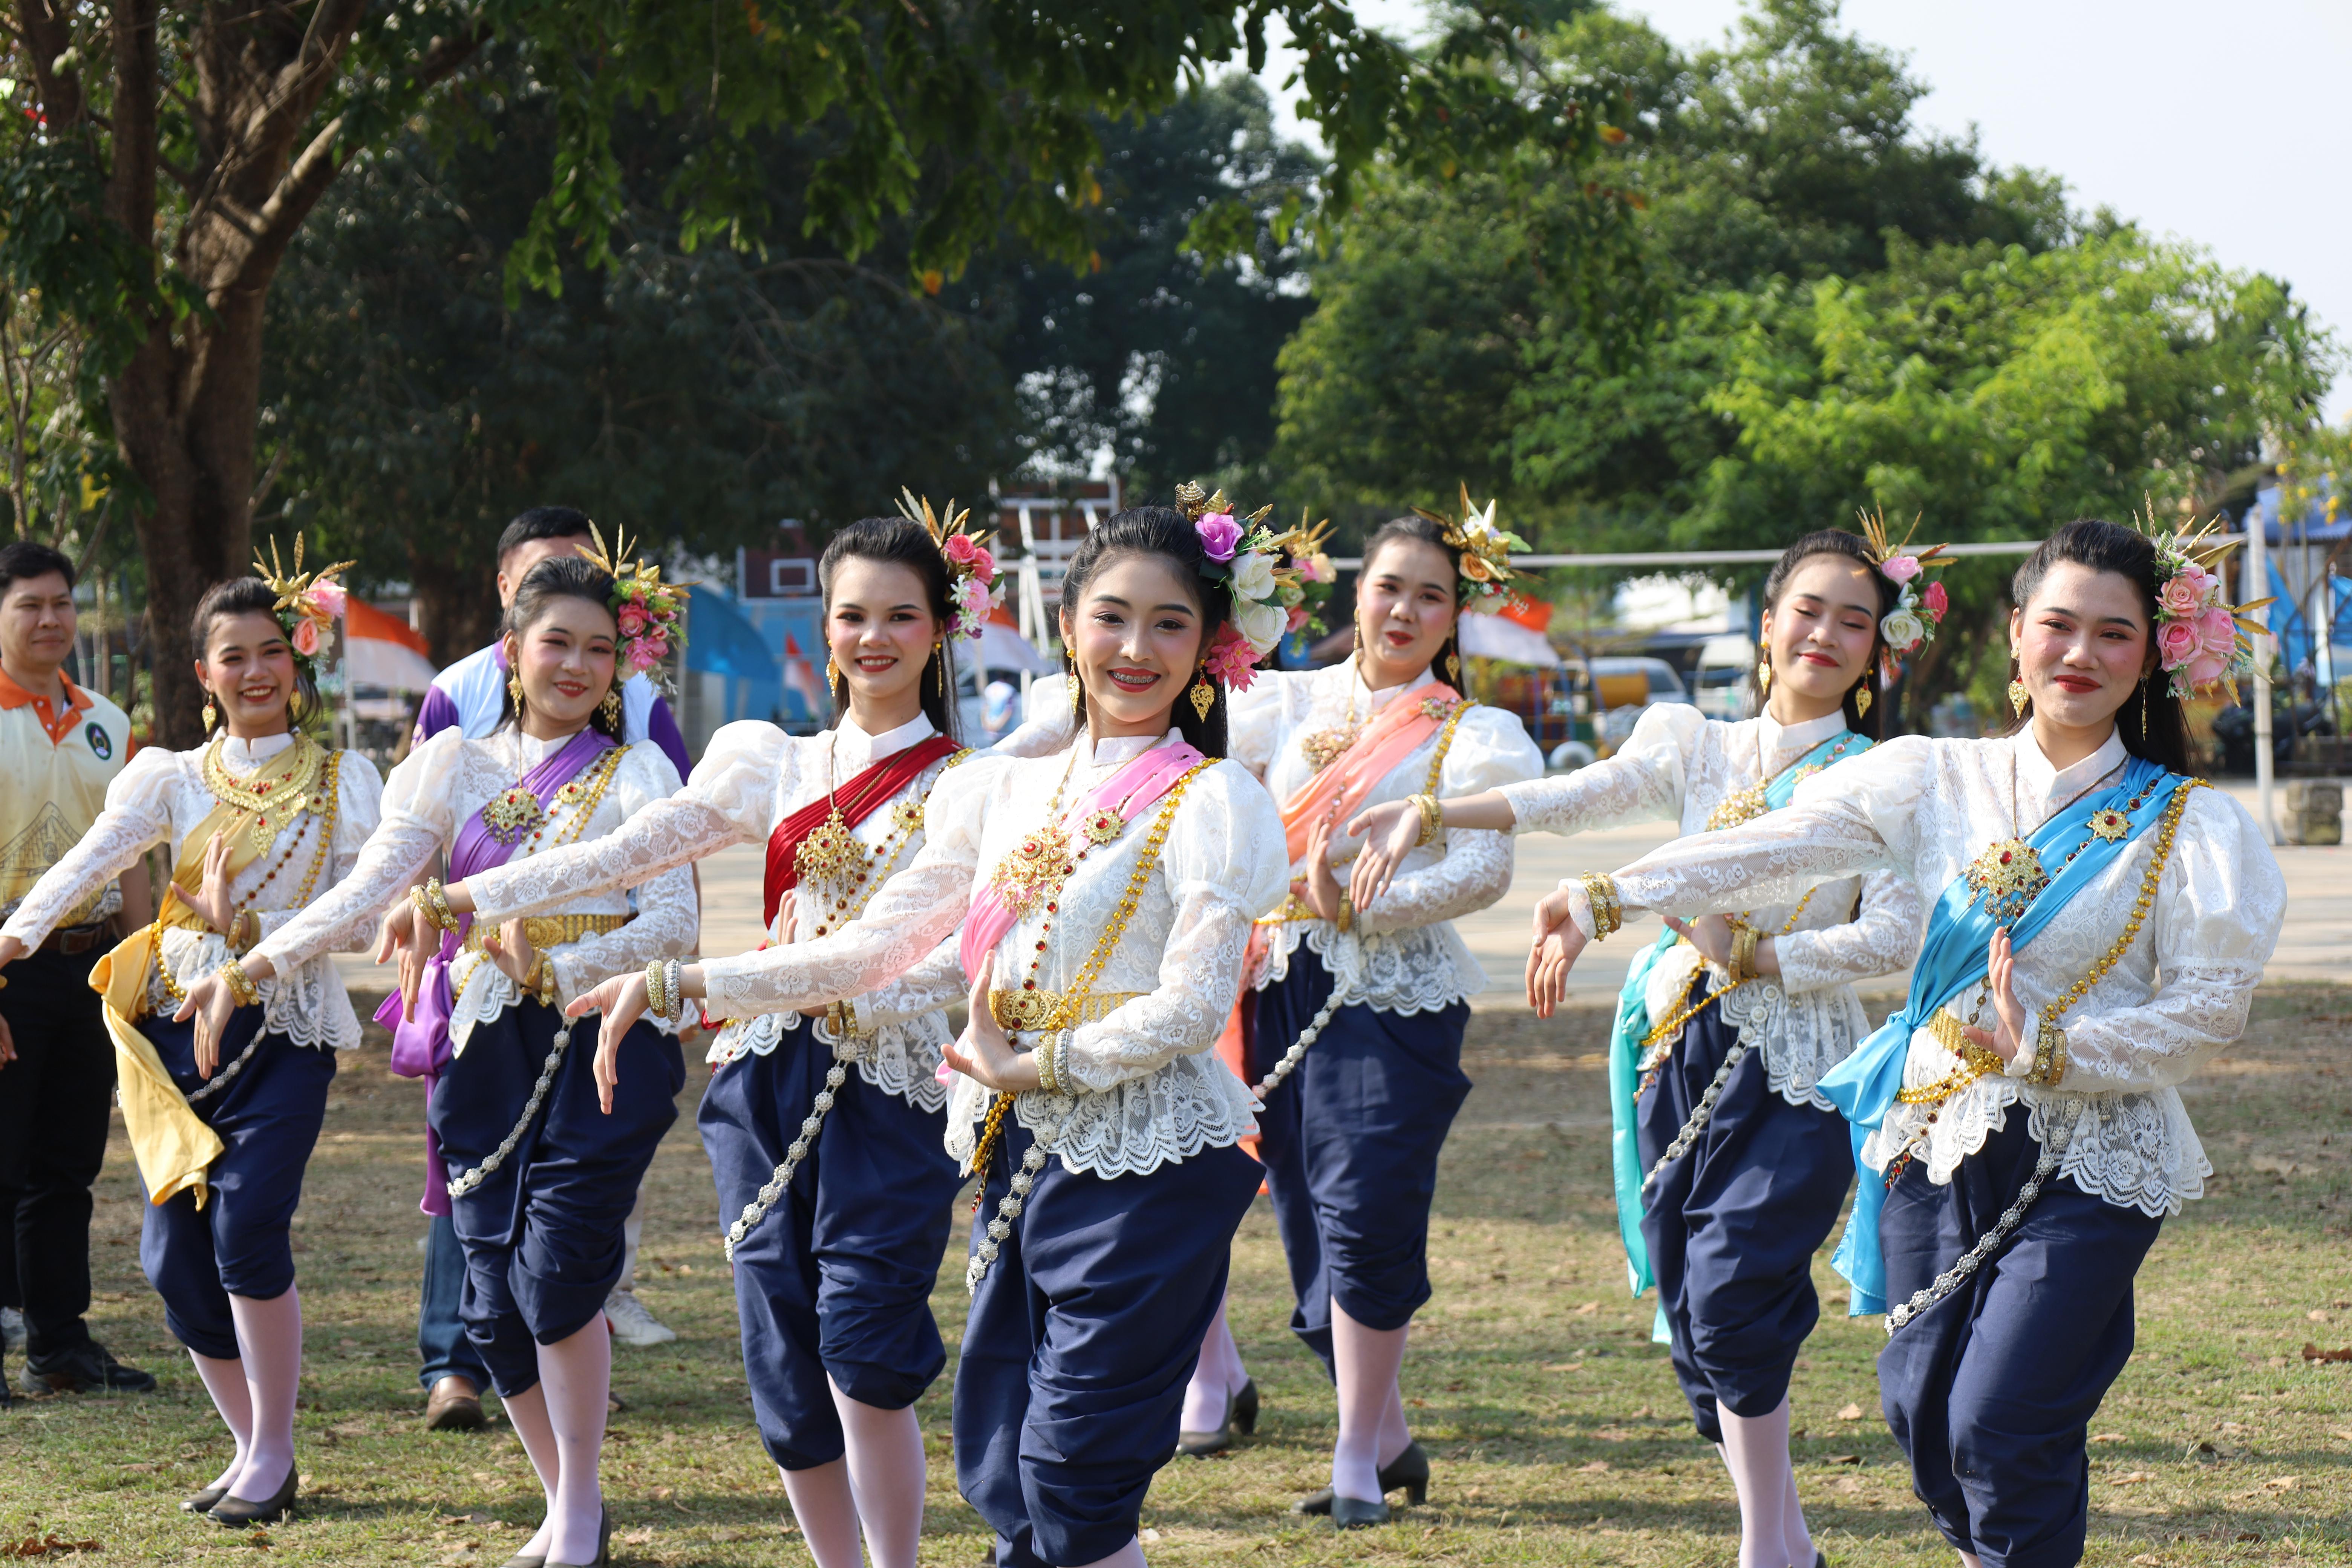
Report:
264,82,1017,660
963,76,1318,498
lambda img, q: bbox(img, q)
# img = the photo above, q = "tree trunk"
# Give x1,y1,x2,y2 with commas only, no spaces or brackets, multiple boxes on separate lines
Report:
408,549,501,666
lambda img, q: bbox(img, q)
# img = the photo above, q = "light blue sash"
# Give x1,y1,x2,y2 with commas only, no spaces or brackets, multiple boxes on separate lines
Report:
1818,753,2190,1314
1605,729,1871,1312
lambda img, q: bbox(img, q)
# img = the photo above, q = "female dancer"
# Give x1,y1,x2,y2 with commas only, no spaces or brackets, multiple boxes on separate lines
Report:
1204,503,1540,1524
182,545,698,1568
1353,525,1930,1563
574,501,1292,1568
1528,519,2284,1568
427,506,993,1566
0,559,382,1525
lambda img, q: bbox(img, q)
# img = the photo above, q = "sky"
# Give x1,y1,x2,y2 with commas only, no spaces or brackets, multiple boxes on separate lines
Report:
1249,0,2352,419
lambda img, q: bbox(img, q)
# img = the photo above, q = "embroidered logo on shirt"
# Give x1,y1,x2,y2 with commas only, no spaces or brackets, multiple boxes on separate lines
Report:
84,721,112,760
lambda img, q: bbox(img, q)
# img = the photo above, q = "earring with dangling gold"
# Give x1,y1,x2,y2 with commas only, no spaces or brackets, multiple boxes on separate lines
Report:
1756,645,1772,697
600,687,622,727
2138,677,2148,743
933,642,945,698
508,673,524,712
2008,675,2029,718
202,691,218,731
1189,668,1216,721
825,654,843,706
1069,665,1084,719
1445,649,1461,685
1853,677,1872,719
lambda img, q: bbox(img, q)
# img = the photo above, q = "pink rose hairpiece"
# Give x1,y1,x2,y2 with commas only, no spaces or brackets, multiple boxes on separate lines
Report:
896,489,1000,644
2132,502,2273,698
578,521,692,680
1855,508,1952,657
1174,481,1311,691
1412,484,1529,608
253,536,357,677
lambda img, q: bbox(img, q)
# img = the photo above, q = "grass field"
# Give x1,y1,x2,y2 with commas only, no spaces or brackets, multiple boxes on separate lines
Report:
4,986,2349,1566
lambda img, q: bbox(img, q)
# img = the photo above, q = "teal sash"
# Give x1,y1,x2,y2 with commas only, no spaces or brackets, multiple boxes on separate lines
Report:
1605,729,1871,1312
1818,753,2191,1315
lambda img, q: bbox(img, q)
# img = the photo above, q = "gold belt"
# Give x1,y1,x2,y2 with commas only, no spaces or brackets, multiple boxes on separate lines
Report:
461,913,632,954
1896,1008,2007,1104
988,989,1146,1032
1256,893,1321,926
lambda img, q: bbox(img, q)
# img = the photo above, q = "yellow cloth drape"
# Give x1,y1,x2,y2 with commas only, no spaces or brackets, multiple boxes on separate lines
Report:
88,737,323,1210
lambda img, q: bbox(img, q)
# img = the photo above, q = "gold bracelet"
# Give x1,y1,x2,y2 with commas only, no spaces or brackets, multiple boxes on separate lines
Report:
219,959,261,1009
1034,1032,1061,1096
412,879,460,934
1410,792,1443,848
644,958,669,1019
1732,925,1761,986
1579,873,1623,940
2029,1017,2068,1087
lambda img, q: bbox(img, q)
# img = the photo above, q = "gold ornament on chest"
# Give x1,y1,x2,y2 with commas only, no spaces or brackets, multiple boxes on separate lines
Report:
1078,806,1126,846
482,787,546,846
1300,724,1359,772
1964,837,2048,920
2087,807,2130,842
1704,783,1770,833
992,827,1076,919
795,809,863,884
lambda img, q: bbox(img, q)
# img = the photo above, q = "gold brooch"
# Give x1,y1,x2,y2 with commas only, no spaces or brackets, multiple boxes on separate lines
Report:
890,800,925,835
1705,782,1770,833
482,787,545,845
1300,726,1357,772
1964,837,2048,921
795,810,862,882
2088,808,2130,842
1079,807,1125,845
991,829,1075,918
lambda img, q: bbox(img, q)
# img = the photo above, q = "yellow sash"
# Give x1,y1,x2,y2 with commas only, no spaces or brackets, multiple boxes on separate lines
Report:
89,737,327,1209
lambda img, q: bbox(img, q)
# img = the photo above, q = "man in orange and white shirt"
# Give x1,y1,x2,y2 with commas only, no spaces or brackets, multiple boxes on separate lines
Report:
0,540,152,1396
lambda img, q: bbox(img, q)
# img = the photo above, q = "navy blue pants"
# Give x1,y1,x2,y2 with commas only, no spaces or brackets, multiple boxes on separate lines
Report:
430,1000,681,1398
138,1008,336,1360
698,1039,960,1471
1879,1113,2161,1568
1637,978,1853,1442
957,1119,1262,1567
1248,946,1471,1375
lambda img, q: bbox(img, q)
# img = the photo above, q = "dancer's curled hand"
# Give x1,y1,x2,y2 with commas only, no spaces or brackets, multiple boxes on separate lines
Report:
1525,884,1589,1018
941,954,1042,1094
1958,926,2027,1062
567,969,649,1115
1344,798,1419,911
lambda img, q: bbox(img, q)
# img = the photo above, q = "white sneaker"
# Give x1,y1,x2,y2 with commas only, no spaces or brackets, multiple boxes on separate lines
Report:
603,1289,677,1347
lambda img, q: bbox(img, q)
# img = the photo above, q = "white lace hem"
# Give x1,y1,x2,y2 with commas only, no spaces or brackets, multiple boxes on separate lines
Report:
448,949,683,1057
944,1053,1259,1179
154,929,361,1053
705,1008,951,1114
1254,919,1484,1015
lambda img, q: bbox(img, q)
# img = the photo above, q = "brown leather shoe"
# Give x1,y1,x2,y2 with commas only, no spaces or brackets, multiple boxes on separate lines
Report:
424,1374,486,1431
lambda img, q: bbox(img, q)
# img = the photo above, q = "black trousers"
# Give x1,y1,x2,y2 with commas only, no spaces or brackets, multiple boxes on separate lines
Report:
0,943,116,1360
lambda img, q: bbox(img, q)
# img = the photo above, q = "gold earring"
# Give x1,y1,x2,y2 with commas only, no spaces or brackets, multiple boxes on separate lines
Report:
1444,650,1461,685
202,695,218,731
1069,668,1084,719
1853,680,1871,718
600,688,622,726
1189,671,1216,721
1757,657,1772,697
933,642,945,698
508,673,524,710
2008,677,2029,718
826,655,842,704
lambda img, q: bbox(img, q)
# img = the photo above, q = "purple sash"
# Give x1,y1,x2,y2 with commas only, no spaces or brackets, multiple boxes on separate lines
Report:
380,727,616,1213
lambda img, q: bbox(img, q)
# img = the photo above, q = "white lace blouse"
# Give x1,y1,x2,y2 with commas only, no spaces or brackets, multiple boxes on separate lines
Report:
697,730,1292,1179
461,714,970,1111
254,726,698,1054
1569,729,2285,1216
1225,662,1542,1015
1496,703,1924,1107
0,735,386,1052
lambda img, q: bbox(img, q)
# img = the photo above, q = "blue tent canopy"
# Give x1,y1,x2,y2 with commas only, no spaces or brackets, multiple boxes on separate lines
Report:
685,585,786,725
2252,485,2352,677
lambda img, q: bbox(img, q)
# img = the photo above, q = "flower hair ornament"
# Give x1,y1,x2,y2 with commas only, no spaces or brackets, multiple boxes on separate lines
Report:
1412,484,1529,608
1175,481,1330,710
1856,508,1952,657
896,488,1001,644
2135,504,2272,698
576,522,690,688
253,535,356,675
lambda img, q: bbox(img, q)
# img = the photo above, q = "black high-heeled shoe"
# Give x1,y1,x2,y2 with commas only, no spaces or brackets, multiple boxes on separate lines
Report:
208,1464,298,1527
1290,1439,1430,1514
546,1505,610,1568
1178,1378,1260,1457
180,1483,231,1514
1332,1495,1391,1528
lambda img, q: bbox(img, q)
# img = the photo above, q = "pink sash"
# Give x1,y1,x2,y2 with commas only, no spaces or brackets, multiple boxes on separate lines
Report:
956,740,1206,982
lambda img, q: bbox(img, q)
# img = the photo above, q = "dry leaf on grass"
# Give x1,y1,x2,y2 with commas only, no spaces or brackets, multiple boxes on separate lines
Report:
1579,1461,1612,1473
2112,1471,2153,1485
1836,1403,1864,1421
2300,1341,2352,1362
2092,1432,2127,1443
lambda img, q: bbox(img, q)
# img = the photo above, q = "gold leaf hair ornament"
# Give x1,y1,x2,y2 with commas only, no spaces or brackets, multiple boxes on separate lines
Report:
1854,508,1952,657
896,489,1001,643
253,535,357,668
1413,484,1529,608
2129,500,2274,698
578,521,692,677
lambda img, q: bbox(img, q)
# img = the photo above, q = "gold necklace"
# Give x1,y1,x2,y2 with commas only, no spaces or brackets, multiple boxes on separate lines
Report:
202,733,329,854
794,732,864,884
1299,656,1368,772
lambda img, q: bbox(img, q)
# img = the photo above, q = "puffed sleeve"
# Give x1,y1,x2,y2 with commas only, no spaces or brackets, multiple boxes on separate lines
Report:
0,747,179,947
2039,789,2282,1094
1495,701,1704,837
1357,704,1542,936
697,754,1000,1017
253,728,464,974
1221,668,1308,782
987,674,1079,759
1561,735,1933,940
252,751,388,951
1770,866,1923,994
469,720,777,922
1059,760,1289,1089
547,743,700,1000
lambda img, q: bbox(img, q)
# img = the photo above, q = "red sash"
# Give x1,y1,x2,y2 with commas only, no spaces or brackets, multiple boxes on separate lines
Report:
763,733,963,927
